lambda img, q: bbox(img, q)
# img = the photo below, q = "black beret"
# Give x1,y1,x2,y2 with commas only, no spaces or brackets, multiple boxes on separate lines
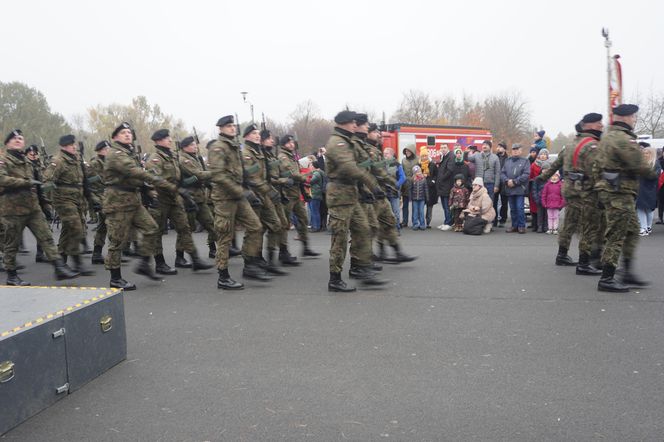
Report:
638,141,651,148
180,136,195,148
242,123,259,138
59,134,76,146
216,115,234,127
4,129,23,145
25,144,39,154
368,123,379,133
574,122,583,133
260,129,272,141
334,110,356,124
498,141,507,149
483,140,492,148
151,129,170,141
280,134,295,146
612,104,639,116
354,113,369,125
111,122,131,138
95,140,111,151
581,113,603,124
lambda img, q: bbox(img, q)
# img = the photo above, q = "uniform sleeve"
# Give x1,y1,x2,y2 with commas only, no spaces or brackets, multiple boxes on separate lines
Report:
42,159,61,184
0,161,31,188
180,158,212,181
539,150,564,181
208,148,244,199
326,141,377,189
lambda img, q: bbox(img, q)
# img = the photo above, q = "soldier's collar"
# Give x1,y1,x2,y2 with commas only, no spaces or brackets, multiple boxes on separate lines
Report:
367,138,378,147
244,140,261,150
334,127,353,138
579,130,602,140
155,145,173,157
62,150,77,160
7,149,25,159
611,122,636,137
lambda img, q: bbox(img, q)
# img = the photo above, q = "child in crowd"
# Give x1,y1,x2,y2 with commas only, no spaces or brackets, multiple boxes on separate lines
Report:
541,171,565,234
449,174,470,232
410,165,429,230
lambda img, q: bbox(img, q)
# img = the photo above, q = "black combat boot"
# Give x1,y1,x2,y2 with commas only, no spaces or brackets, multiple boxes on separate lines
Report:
279,245,300,266
589,248,603,270
328,272,356,292
134,256,163,281
208,242,217,259
7,269,30,286
0,257,5,272
53,258,80,280
576,253,602,276
242,257,273,281
217,268,244,290
174,250,192,268
264,250,287,275
71,254,95,276
80,238,93,255
597,264,629,293
35,245,47,263
229,237,241,257
619,258,650,287
302,241,321,257
555,246,577,266
110,267,136,291
61,253,68,264
154,254,177,275
348,261,388,285
91,245,105,264
375,242,386,262
189,251,214,271
386,244,417,264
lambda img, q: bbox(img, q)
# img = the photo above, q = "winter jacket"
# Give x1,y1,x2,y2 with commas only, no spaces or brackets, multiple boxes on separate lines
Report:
439,159,471,197
435,152,453,196
309,169,326,200
419,147,431,176
426,161,439,205
468,152,500,185
410,175,429,201
529,161,550,209
636,162,662,211
500,156,530,196
449,185,469,209
401,146,419,196
466,186,496,223
541,180,565,209
386,160,405,199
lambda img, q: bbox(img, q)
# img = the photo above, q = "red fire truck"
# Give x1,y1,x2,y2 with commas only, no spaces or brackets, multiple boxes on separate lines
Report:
380,123,493,158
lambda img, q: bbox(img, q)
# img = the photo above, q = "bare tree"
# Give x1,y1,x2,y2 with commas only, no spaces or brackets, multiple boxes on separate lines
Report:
392,90,438,124
633,89,664,138
288,100,333,151
482,91,531,147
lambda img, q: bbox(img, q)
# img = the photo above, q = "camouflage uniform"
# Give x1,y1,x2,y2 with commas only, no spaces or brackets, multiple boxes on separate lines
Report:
89,154,107,249
276,148,309,243
0,150,61,270
352,135,380,240
263,145,290,249
145,146,195,256
325,127,377,273
364,138,399,248
43,150,91,256
103,141,176,269
208,135,263,270
179,150,217,245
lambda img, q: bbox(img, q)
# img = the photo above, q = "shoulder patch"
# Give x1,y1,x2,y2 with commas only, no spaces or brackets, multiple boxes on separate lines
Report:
337,142,345,146
213,148,221,152
183,159,191,164
51,162,57,166
152,158,160,163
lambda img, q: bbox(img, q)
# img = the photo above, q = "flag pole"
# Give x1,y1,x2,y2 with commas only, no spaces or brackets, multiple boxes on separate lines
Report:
602,28,612,123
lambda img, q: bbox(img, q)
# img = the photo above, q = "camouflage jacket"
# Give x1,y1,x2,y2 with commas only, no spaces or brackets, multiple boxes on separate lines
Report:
88,155,106,197
242,141,271,196
352,135,381,195
324,127,376,207
366,139,396,193
277,148,305,199
179,151,211,204
540,132,601,197
594,124,654,197
208,135,244,202
43,150,85,205
0,149,42,216
103,141,175,213
145,146,181,206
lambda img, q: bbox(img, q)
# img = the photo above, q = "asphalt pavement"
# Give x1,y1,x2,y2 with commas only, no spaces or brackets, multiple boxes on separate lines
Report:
2,211,664,441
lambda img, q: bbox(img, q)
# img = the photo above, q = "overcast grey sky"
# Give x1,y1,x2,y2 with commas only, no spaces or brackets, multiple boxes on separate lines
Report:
2,0,663,138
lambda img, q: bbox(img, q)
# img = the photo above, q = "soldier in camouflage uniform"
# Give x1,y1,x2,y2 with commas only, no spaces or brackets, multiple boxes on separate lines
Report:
241,124,288,275
179,136,218,260
103,122,192,290
539,113,605,275
25,145,52,263
594,104,655,292
208,115,271,290
261,130,299,266
0,129,79,285
88,141,110,264
145,129,212,275
42,134,97,277
276,135,320,258
324,111,388,292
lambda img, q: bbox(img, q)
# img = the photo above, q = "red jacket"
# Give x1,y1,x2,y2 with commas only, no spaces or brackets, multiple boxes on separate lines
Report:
541,180,565,209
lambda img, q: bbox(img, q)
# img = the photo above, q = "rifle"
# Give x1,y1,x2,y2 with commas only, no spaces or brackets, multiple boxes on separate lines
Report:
78,141,93,199
38,136,50,168
234,113,241,144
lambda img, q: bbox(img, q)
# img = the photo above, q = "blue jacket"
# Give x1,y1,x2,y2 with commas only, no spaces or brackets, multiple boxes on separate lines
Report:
501,156,530,196
636,162,662,211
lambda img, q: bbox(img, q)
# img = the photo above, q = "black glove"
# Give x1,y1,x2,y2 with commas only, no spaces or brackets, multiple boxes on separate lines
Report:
372,186,386,199
285,178,294,187
280,195,290,204
268,189,281,203
30,179,43,186
92,202,102,213
242,189,262,207
184,200,199,213
362,192,376,204
42,206,54,222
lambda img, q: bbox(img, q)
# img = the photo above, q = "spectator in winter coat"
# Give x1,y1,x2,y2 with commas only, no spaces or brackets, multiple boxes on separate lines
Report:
464,177,496,233
467,140,501,195
410,165,429,230
419,146,431,177
529,148,551,233
401,146,419,227
636,145,662,235
435,144,454,229
464,149,476,179
425,151,440,228
493,142,509,227
500,144,531,233
308,164,326,232
541,171,565,234
450,174,470,232
384,148,405,232
532,130,547,153
438,147,471,230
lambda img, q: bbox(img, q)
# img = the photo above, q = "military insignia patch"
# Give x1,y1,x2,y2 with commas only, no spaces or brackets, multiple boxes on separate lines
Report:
337,142,345,146
51,162,57,166
152,158,160,163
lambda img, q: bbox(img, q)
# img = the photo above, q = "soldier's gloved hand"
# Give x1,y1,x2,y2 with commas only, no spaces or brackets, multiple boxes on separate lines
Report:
181,175,198,187
27,178,42,186
177,188,193,200
372,186,386,199
184,199,199,213
268,189,281,203
242,189,262,207
92,202,103,213
280,195,290,204
86,175,102,184
285,178,294,187
42,206,54,222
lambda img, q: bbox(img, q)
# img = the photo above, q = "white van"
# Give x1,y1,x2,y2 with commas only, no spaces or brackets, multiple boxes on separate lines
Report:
636,135,664,150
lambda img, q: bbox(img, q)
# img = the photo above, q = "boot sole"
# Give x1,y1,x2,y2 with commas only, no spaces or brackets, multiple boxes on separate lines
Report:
328,286,357,292
134,270,164,281
56,273,80,280
217,284,245,290
242,273,273,282
576,269,602,276
598,286,630,293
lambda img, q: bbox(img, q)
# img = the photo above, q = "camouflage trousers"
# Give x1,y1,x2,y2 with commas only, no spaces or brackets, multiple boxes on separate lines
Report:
328,201,371,274
599,191,639,268
374,198,399,247
0,219,5,254
149,202,196,255
282,197,309,244
578,192,606,256
53,198,86,256
558,197,582,250
187,201,217,245
94,211,107,248
251,194,283,251
104,206,160,270
272,199,290,249
214,199,263,270
361,201,379,239
2,211,59,271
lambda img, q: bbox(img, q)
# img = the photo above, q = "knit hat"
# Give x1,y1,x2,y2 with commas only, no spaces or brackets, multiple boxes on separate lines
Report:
537,130,545,138
541,163,551,170
472,177,484,187
529,147,538,154
539,148,550,157
412,165,421,173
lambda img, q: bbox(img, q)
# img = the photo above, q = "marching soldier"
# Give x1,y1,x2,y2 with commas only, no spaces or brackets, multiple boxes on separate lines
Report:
0,129,79,285
25,144,52,263
324,111,388,292
179,136,218,260
276,135,320,258
241,124,288,275
43,134,96,276
103,122,192,290
261,130,299,266
594,104,654,292
89,141,110,264
208,115,271,290
145,129,213,275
